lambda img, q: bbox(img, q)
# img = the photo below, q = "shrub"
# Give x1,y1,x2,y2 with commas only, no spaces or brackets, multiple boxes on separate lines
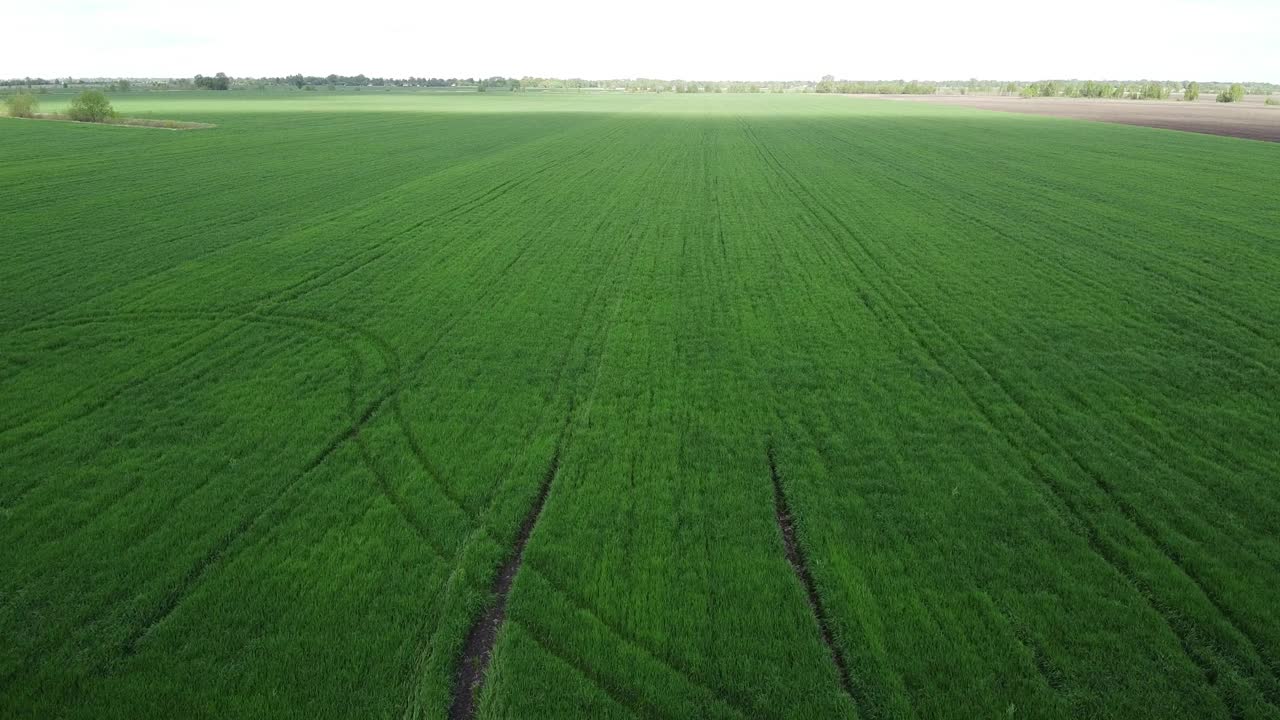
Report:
1266,98,1279,106
67,90,116,122
1184,82,1199,101
4,91,38,117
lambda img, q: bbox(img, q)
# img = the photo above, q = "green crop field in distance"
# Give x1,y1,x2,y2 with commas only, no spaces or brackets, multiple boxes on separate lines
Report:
2,91,1278,719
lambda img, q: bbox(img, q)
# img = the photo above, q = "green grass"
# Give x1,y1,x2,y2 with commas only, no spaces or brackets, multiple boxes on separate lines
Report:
1,91,1278,720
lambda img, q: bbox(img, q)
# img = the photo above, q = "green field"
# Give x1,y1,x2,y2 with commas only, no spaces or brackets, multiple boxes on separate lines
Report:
2,91,1278,719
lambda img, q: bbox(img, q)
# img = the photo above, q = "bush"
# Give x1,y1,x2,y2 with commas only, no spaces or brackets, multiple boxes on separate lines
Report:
1217,83,1245,103
67,90,116,122
1184,82,1199,101
4,91,38,117
1266,98,1279,106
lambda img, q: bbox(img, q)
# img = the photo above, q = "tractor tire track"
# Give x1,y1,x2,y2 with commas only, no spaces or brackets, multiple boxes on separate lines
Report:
511,621,656,720
520,560,768,720
706,129,874,719
0,308,401,668
0,119,625,343
239,121,632,317
446,194,768,715
442,181,663,717
385,217,574,516
0,315,245,443
8,117,640,695
806,122,1280,568
794,152,1280,705
353,435,456,561
445,236,634,718
398,184,643,719
448,445,562,720
801,129,1280,543
1,310,396,510
0,309,369,444
766,444,863,712
812,118,1280,371
741,118,1279,714
119,389,393,656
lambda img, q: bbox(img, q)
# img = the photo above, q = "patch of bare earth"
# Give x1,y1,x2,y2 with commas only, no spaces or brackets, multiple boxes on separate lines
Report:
3,113,214,130
873,94,1280,142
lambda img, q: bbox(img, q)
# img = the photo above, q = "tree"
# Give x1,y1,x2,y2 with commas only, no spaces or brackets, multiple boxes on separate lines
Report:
1184,81,1199,101
195,72,231,90
815,75,836,94
67,90,115,122
1141,82,1169,100
1217,83,1245,103
4,91,38,118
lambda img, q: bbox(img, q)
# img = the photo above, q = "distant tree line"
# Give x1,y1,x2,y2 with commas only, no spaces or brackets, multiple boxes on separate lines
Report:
814,76,937,94
601,79,808,93
940,78,1270,101
257,75,808,93
274,74,491,89
4,75,1278,99
1,77,114,88
1009,80,1171,99
1,77,55,87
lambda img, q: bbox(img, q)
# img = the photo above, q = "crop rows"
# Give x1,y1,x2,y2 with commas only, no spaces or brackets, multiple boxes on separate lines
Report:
1,92,1277,719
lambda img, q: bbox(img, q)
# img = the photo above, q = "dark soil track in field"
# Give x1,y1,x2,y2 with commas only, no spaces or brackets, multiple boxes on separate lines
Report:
6,92,1280,720
449,446,562,720
767,446,861,710
878,94,1280,142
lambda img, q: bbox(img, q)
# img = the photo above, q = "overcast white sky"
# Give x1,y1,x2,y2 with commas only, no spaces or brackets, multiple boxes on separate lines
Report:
4,0,1278,81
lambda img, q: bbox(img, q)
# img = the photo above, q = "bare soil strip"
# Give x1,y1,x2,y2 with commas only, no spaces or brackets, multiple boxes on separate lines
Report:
3,113,214,130
874,95,1280,143
449,446,562,720
767,445,863,711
